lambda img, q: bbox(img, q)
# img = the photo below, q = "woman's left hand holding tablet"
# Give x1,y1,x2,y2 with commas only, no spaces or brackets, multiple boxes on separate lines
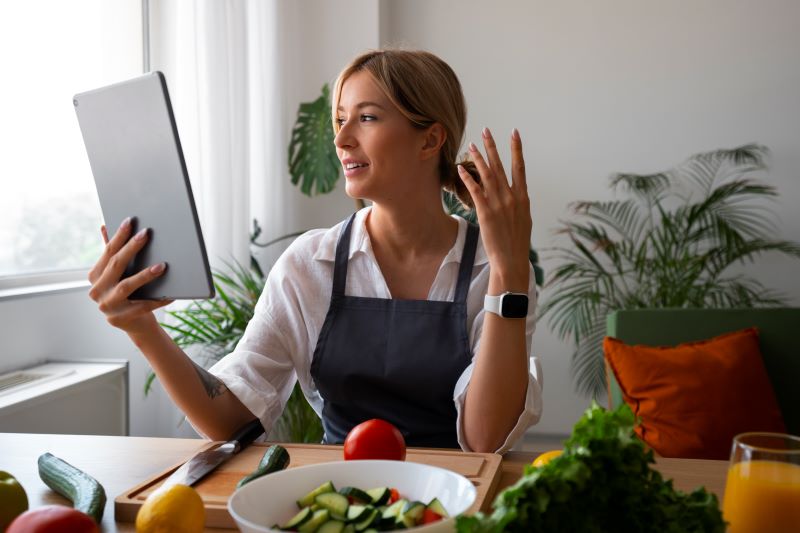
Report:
457,127,532,292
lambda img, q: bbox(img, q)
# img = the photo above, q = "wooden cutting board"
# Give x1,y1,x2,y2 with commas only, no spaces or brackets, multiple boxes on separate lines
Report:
115,442,503,529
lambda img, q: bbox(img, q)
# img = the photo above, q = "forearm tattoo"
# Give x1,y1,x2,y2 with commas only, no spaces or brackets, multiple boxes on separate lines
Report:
191,361,228,399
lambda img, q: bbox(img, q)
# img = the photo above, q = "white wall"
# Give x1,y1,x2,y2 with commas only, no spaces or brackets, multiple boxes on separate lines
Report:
381,0,800,435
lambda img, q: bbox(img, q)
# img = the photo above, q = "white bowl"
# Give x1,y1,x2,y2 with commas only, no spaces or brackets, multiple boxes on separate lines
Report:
228,460,477,533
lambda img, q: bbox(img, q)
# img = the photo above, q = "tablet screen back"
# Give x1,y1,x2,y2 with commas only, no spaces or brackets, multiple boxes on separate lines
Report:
74,72,214,300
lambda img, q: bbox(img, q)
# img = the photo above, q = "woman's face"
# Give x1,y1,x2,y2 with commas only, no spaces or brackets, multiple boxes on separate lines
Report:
334,71,431,203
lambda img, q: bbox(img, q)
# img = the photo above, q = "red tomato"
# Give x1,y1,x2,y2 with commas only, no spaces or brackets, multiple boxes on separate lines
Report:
7,505,98,533
422,509,444,524
343,419,406,461
388,488,400,504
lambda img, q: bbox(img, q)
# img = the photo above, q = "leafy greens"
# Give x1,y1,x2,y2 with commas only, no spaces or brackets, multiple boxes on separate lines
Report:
456,403,726,532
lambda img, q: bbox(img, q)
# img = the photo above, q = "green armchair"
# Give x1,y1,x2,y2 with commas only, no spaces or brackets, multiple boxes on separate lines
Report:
605,308,800,436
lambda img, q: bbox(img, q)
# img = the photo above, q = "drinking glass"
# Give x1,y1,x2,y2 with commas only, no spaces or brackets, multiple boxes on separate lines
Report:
722,432,800,533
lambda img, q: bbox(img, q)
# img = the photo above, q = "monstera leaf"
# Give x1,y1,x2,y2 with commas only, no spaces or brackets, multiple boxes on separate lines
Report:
288,84,340,196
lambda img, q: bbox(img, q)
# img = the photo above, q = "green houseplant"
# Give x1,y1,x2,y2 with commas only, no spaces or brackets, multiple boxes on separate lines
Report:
539,144,800,398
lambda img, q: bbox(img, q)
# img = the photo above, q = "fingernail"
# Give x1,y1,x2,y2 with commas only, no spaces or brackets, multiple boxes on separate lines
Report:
469,142,478,152
134,228,149,241
120,217,131,230
482,127,492,139
512,128,521,141
150,262,166,274
456,164,464,173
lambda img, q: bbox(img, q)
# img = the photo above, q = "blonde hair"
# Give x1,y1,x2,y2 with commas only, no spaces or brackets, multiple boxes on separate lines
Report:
332,49,481,209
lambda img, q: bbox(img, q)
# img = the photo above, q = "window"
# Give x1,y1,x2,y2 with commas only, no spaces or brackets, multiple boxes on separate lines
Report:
0,0,144,286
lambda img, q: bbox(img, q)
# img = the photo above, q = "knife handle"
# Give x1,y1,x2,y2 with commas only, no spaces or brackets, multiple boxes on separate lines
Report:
231,418,265,452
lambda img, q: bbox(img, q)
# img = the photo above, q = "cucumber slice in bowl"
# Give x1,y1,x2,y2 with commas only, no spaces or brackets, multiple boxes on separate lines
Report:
346,504,371,522
317,520,346,533
297,480,336,508
397,501,425,529
282,507,313,530
365,487,391,506
353,508,378,531
315,492,349,519
426,497,449,518
298,509,330,533
339,486,372,504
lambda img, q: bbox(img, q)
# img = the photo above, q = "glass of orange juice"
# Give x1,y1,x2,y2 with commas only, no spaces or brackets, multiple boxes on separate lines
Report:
723,432,800,533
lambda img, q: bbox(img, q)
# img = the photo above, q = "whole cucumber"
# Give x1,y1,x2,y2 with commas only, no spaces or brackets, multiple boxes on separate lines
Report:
37,452,106,524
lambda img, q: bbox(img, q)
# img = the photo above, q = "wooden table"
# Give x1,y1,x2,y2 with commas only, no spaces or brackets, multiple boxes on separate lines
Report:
0,433,728,532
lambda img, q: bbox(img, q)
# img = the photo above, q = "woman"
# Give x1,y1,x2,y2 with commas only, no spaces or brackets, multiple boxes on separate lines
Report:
89,49,542,453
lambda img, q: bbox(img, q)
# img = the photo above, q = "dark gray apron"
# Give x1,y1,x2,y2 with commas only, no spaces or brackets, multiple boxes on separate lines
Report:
310,213,479,448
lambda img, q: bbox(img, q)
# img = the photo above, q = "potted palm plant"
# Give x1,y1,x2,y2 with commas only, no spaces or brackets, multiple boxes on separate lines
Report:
539,144,800,398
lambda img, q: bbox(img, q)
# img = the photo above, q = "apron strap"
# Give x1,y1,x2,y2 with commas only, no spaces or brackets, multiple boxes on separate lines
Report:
454,223,479,304
332,213,357,298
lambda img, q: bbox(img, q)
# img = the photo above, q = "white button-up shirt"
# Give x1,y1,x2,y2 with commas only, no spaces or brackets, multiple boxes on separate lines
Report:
209,207,543,453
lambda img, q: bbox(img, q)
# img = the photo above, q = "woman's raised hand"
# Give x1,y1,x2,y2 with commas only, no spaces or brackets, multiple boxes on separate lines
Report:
88,217,173,334
457,127,532,292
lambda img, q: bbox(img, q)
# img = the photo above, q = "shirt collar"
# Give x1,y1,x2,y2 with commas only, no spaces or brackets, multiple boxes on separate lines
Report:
312,206,488,266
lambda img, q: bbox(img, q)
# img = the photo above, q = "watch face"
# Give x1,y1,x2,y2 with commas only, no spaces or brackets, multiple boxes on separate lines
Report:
501,294,529,318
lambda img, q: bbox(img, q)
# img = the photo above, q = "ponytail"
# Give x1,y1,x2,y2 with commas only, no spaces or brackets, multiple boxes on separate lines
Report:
442,157,481,210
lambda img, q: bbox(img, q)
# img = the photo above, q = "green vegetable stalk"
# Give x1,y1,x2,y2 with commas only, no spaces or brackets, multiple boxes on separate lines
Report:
457,403,726,533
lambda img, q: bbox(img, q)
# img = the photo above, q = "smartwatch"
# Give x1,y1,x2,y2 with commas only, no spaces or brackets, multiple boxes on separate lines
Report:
484,292,529,319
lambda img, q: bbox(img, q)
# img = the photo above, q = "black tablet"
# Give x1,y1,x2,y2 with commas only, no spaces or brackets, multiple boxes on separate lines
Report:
74,71,214,300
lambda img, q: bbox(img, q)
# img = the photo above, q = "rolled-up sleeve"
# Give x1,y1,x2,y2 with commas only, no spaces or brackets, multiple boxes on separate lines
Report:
208,303,297,436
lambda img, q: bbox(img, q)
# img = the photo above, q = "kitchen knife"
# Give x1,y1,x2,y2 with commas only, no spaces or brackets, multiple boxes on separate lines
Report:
160,418,264,489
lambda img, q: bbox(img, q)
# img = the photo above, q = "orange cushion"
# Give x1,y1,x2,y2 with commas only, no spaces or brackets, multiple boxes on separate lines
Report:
604,328,786,460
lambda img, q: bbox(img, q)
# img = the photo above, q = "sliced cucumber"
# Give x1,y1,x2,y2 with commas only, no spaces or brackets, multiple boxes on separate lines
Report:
426,497,449,518
317,520,346,533
366,487,391,506
299,509,331,532
382,498,406,520
298,480,336,508
315,492,349,518
397,501,425,529
342,525,355,533
346,504,370,522
353,508,379,531
339,486,372,504
282,507,313,530
37,452,107,524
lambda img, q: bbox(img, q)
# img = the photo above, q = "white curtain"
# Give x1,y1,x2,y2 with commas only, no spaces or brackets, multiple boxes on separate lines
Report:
149,0,286,271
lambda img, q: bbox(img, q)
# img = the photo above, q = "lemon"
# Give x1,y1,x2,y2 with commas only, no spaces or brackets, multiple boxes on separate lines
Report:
531,450,563,468
136,484,205,533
